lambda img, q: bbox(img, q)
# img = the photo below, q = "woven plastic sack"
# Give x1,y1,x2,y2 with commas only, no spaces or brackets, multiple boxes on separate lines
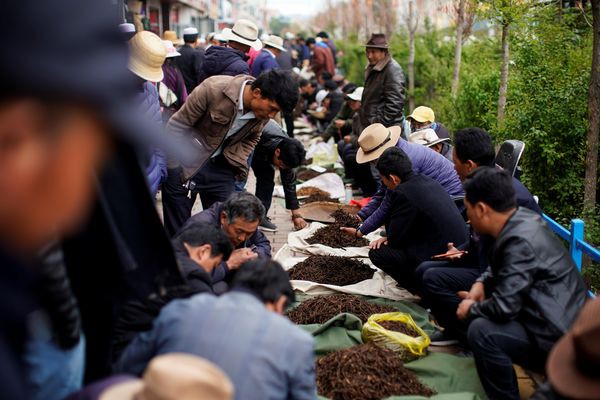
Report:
362,312,431,362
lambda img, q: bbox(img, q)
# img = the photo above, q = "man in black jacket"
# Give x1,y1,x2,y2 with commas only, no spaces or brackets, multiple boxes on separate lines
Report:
251,120,307,232
457,167,587,400
415,127,542,346
172,222,233,293
176,27,205,94
367,147,468,292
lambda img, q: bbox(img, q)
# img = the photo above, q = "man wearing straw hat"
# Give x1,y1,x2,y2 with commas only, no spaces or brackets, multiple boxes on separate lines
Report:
251,34,286,77
359,33,405,135
176,27,205,94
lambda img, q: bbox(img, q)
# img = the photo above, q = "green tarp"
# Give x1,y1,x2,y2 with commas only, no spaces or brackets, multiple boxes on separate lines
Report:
292,294,486,400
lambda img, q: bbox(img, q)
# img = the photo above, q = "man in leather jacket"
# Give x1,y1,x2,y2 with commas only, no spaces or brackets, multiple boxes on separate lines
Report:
457,167,587,400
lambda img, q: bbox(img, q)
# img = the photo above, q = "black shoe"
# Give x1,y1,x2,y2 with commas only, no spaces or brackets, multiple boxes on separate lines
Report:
258,217,278,232
429,330,459,346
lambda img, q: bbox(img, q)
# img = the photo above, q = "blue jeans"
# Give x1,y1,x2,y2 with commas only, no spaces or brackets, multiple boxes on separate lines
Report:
25,325,85,400
468,318,546,400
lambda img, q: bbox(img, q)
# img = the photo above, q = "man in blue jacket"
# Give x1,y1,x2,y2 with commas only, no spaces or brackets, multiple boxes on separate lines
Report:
115,259,317,400
340,123,463,239
197,19,259,84
251,35,285,77
179,192,271,293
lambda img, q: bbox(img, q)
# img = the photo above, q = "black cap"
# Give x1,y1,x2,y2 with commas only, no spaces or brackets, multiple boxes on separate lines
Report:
0,0,195,163
316,31,329,39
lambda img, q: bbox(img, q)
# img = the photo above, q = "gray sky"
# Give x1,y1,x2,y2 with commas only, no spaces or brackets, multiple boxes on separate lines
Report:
266,0,321,17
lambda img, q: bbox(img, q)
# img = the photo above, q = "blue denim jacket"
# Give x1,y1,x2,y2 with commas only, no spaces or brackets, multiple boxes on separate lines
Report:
114,291,317,400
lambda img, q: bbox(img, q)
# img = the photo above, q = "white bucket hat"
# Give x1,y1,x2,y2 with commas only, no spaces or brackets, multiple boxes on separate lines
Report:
262,34,287,52
129,31,166,82
408,128,449,147
356,123,402,164
346,87,364,102
222,19,260,48
162,40,181,58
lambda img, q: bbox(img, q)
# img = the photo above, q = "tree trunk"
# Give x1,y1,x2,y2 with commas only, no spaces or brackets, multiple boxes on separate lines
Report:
497,21,510,124
408,0,417,112
584,0,600,211
451,0,465,99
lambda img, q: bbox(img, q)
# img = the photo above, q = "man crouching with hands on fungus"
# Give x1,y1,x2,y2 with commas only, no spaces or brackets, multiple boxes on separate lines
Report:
177,192,271,293
456,167,587,400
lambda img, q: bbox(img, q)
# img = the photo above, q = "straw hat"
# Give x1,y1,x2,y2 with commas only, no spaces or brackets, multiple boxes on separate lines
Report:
222,19,260,48
99,353,234,400
346,86,364,102
408,106,435,123
547,299,600,399
356,123,401,164
263,34,287,52
162,30,183,46
408,128,449,147
129,31,166,82
162,40,181,58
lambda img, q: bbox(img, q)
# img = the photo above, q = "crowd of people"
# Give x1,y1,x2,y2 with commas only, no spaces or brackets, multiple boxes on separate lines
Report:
1,0,598,400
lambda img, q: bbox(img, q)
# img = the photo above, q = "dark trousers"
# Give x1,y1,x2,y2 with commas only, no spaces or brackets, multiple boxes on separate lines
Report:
468,318,547,400
415,261,481,342
369,245,419,292
161,160,235,236
338,140,378,196
251,157,276,214
283,112,294,137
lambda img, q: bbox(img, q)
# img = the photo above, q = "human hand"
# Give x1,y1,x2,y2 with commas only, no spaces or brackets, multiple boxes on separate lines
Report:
369,237,388,250
456,299,475,320
457,282,485,303
226,248,258,270
340,227,362,238
334,119,345,129
292,216,308,230
431,242,467,261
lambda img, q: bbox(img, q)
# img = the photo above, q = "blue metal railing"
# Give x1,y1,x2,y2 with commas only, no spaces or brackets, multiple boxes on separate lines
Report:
543,214,599,298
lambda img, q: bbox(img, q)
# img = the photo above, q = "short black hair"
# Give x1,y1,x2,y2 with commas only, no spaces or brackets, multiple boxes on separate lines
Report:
320,72,333,82
306,38,316,45
324,80,337,91
175,222,233,260
231,259,295,305
252,70,299,114
464,167,516,212
221,192,265,224
454,127,495,167
183,33,198,44
316,31,329,39
342,83,358,94
376,147,413,180
277,138,306,168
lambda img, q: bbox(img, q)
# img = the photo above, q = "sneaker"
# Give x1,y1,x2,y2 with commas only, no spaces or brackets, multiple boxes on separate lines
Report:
258,217,278,232
429,330,459,346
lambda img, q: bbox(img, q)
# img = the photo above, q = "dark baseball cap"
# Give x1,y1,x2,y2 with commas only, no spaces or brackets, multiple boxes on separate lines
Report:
0,0,194,163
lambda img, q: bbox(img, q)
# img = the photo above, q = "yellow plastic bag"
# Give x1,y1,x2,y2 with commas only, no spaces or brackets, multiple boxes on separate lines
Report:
362,312,431,362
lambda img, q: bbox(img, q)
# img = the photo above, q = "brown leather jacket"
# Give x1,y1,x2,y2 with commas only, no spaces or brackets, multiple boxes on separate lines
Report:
167,75,268,181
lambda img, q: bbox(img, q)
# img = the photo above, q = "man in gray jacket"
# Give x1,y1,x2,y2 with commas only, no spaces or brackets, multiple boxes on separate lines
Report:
115,259,316,400
457,167,587,400
358,34,406,135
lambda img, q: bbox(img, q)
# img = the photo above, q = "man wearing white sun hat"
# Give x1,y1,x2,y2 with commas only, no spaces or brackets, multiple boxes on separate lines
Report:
251,34,286,77
128,30,168,197
197,19,259,83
